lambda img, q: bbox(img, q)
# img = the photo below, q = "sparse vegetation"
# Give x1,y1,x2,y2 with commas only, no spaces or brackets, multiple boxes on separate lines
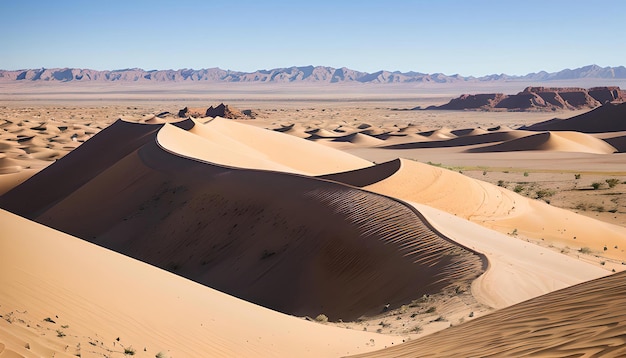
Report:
315,314,329,323
43,317,56,323
497,180,506,187
535,189,555,200
591,182,603,190
579,247,592,254
425,306,436,314
514,184,524,193
574,173,581,180
523,172,529,177
575,202,589,211
124,347,136,355
56,329,66,337
606,178,620,188
155,352,166,358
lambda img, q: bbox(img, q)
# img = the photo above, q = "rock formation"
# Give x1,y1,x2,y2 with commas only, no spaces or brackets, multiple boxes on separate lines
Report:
430,86,625,111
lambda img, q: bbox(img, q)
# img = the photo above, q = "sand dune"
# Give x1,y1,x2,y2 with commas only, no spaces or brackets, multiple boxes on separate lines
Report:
323,158,626,261
468,131,617,154
3,102,626,357
411,203,608,308
174,117,372,175
0,119,485,321
382,130,529,149
350,270,626,358
0,209,401,358
523,102,626,133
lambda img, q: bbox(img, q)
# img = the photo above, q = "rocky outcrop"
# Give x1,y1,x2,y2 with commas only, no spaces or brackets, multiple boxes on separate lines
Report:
430,86,625,111
178,103,256,119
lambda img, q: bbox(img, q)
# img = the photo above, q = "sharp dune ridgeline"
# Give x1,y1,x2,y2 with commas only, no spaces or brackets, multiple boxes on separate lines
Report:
2,95,626,357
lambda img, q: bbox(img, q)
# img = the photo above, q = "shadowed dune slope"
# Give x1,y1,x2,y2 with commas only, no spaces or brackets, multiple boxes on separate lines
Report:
0,121,485,321
349,271,626,358
0,118,193,217
0,209,401,358
318,159,401,187
467,131,617,154
381,130,529,149
523,102,626,133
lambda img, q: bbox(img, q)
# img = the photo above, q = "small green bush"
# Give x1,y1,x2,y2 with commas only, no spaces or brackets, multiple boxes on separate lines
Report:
591,182,603,190
315,314,329,323
606,178,620,188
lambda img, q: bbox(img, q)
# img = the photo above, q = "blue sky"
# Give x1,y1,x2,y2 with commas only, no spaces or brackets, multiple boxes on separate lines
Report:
2,0,625,76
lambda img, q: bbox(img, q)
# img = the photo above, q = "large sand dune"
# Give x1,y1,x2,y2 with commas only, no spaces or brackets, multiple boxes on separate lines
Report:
0,119,485,321
0,209,401,358
468,131,617,154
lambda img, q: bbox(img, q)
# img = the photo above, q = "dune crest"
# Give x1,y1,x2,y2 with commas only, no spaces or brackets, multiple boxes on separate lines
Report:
0,119,486,322
468,131,617,154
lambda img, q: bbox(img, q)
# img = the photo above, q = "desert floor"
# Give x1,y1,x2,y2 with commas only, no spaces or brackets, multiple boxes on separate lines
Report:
2,86,626,357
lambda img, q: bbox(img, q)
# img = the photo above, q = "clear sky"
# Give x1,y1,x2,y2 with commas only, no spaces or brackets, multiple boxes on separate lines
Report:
2,0,625,76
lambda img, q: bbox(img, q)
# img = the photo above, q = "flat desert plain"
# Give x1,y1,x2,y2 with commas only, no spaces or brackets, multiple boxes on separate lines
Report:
2,82,626,357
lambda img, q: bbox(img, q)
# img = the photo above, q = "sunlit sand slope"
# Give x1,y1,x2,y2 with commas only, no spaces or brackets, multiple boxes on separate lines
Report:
349,271,626,358
0,209,401,358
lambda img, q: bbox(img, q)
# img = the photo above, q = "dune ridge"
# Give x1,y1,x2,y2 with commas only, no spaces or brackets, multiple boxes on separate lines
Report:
0,119,486,321
467,131,617,154
323,158,626,261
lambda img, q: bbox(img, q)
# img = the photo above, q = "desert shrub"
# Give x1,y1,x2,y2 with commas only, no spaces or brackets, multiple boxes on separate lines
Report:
606,178,620,188
56,329,66,337
579,247,592,254
315,314,329,323
535,189,555,199
574,173,581,180
425,307,436,314
591,182,603,190
124,347,136,355
523,172,529,177
513,184,524,193
575,202,589,211
497,180,505,187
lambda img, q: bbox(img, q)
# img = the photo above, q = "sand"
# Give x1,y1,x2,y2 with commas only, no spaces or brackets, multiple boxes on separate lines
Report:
2,87,626,357
0,209,401,358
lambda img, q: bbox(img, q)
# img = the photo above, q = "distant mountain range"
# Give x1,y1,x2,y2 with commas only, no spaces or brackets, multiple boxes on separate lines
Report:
1,64,626,84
